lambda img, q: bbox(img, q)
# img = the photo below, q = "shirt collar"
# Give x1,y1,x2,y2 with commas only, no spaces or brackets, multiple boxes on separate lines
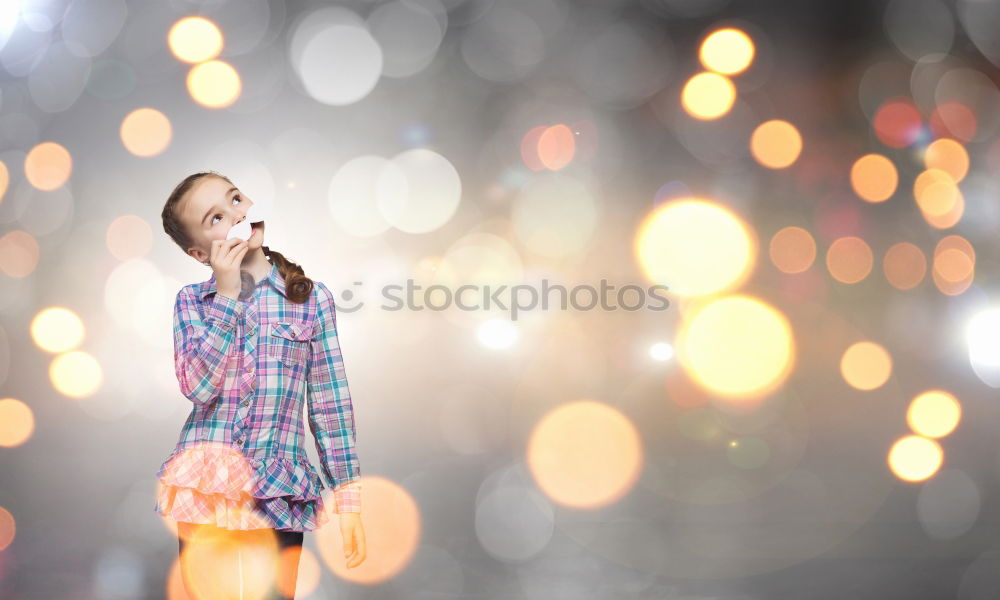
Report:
196,260,285,300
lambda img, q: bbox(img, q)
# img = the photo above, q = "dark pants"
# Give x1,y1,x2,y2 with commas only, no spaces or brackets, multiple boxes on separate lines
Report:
177,522,304,600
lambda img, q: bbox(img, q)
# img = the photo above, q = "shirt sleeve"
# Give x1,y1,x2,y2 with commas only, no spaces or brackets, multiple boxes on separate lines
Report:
306,281,362,513
173,286,244,407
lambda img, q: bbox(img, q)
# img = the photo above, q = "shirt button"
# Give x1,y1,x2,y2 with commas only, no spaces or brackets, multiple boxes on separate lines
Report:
242,399,250,407
248,366,255,375
237,438,245,446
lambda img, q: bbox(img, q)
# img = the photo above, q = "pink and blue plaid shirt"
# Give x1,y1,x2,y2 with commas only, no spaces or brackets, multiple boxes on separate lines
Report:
153,260,361,532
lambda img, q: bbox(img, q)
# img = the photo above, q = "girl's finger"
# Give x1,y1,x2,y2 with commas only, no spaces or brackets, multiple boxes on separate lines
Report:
225,242,247,262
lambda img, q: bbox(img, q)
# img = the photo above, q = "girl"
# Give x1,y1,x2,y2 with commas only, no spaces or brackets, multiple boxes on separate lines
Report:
156,171,366,599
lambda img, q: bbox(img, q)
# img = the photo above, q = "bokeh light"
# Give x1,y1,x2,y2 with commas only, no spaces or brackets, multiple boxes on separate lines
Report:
850,153,898,202
178,525,276,600
120,108,172,157
676,294,795,400
840,341,892,391
24,141,72,191
699,27,755,75
681,71,736,120
50,351,103,398
636,198,756,297
913,168,964,228
0,506,14,552
527,400,643,508
769,226,816,273
907,390,961,438
933,235,974,295
929,102,977,141
0,398,34,447
750,119,802,169
367,0,445,79
883,0,954,61
167,16,224,64
650,342,674,361
477,319,518,349
289,11,384,106
519,125,548,172
31,307,85,353
314,476,419,584
826,236,873,284
882,242,926,290
379,148,462,234
916,469,980,541
923,137,969,182
187,60,242,108
537,124,576,171
914,169,960,217
475,474,554,562
873,99,922,148
0,230,41,278
966,307,1000,388
888,435,943,483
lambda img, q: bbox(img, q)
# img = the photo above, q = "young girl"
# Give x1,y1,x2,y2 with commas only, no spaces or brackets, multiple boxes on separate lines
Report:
156,171,366,598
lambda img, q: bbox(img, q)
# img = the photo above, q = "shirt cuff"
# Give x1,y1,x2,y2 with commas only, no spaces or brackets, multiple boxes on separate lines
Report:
333,481,362,513
205,293,244,329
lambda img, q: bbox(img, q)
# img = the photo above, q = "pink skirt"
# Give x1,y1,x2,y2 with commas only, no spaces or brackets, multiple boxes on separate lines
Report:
154,442,330,533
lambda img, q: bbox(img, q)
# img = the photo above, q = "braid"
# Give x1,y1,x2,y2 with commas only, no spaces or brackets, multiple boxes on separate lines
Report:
262,245,313,304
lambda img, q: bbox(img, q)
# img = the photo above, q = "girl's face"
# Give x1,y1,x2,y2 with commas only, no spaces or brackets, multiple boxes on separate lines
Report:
180,176,266,264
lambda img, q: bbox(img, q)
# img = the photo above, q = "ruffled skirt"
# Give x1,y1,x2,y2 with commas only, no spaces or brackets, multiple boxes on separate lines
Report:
153,442,330,533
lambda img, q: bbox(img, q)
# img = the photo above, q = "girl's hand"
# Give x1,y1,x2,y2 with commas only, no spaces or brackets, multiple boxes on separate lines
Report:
339,512,367,568
209,237,249,299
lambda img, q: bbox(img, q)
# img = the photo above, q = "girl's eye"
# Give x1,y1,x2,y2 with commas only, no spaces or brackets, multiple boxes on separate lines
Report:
210,195,242,226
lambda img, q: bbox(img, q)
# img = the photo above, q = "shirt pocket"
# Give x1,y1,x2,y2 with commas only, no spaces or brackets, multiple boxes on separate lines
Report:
265,321,313,368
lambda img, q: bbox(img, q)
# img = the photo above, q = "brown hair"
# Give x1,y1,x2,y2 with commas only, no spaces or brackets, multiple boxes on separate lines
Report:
161,170,314,304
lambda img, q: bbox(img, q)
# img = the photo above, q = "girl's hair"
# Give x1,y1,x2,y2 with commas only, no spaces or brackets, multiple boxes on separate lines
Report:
161,170,314,304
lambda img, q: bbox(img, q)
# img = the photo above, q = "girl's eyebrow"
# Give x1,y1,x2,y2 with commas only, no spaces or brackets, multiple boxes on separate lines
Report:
200,187,239,226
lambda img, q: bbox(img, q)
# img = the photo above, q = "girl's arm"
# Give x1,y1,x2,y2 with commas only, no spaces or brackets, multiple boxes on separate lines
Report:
173,286,244,406
307,281,362,513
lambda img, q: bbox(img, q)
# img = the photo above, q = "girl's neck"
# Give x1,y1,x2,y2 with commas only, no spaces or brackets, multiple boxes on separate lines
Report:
241,248,271,284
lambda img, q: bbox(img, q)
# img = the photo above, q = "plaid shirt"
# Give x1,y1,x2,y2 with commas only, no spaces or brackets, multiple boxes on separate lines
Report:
154,261,361,531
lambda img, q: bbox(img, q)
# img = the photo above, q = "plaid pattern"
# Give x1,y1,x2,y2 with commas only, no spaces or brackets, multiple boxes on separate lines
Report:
154,261,361,532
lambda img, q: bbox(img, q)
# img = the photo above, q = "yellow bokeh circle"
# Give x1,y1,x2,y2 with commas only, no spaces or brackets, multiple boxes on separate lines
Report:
636,198,756,297
887,435,943,482
906,390,961,438
676,295,795,400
